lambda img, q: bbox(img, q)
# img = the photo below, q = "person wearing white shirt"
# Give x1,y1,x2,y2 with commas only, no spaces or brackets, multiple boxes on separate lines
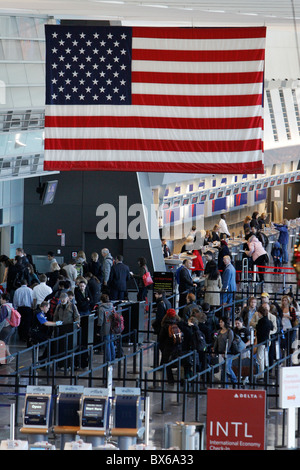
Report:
32,274,52,309
13,279,33,342
218,214,231,239
63,261,78,291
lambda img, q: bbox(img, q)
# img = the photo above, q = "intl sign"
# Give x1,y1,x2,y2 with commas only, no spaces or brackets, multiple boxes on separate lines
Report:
206,388,266,450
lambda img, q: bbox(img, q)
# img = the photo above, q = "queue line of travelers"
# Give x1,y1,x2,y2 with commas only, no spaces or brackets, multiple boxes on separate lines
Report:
0,247,152,366
152,288,299,387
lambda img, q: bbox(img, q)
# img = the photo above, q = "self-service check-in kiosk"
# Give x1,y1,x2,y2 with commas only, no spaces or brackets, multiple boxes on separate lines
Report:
78,387,110,448
54,385,84,450
111,387,144,450
20,386,52,445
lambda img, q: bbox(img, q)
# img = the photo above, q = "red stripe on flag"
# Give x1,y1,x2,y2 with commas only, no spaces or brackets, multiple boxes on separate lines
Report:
131,94,263,107
44,138,262,152
44,160,264,174
44,115,263,130
132,71,264,85
132,48,265,62
132,26,267,40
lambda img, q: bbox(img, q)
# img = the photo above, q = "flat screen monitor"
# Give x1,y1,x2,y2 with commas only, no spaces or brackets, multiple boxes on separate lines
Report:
191,195,198,204
233,187,239,194
225,189,231,196
182,197,189,205
41,180,58,205
200,194,207,202
24,396,49,427
81,397,106,429
217,191,223,198
249,184,254,191
209,192,215,200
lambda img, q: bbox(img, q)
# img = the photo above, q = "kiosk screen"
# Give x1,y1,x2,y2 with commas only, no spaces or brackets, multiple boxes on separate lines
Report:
82,398,106,428
24,396,49,426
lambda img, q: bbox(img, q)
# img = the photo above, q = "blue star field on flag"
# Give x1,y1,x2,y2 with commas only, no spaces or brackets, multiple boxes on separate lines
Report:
45,25,132,105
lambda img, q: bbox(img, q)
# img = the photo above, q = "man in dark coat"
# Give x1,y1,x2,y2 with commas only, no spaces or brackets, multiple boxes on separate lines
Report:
178,258,197,310
109,255,131,300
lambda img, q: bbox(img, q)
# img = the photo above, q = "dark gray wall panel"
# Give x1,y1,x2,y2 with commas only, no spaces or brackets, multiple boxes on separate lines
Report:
23,171,155,271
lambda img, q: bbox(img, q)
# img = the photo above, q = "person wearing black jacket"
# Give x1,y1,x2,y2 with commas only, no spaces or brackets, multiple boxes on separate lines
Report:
85,272,101,306
204,251,217,277
158,309,183,385
152,290,172,336
74,280,92,316
256,305,273,379
109,255,131,300
178,258,197,309
87,252,102,282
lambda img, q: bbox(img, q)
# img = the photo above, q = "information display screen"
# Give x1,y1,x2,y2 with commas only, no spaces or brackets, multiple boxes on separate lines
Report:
81,397,107,428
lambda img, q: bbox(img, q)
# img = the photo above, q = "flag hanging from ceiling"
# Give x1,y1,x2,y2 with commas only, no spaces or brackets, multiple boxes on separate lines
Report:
44,25,266,174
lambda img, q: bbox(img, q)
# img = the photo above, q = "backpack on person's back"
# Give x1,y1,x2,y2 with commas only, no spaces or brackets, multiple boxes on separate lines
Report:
110,310,125,335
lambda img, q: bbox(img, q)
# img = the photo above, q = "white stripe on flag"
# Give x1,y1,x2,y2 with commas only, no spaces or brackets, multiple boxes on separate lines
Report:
132,37,266,51
45,127,262,141
44,149,263,163
45,104,263,119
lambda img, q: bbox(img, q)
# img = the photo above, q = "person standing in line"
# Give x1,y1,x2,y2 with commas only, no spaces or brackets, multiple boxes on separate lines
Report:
221,255,236,305
109,255,131,301
0,293,17,362
74,280,92,316
101,248,114,293
245,234,268,283
273,219,289,264
178,258,197,309
255,305,273,380
32,274,52,310
13,279,33,343
131,257,150,302
212,316,237,387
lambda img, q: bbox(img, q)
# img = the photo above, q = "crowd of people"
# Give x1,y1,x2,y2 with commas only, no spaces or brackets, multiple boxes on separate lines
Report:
0,247,151,365
155,213,296,386
153,288,299,386
163,212,290,284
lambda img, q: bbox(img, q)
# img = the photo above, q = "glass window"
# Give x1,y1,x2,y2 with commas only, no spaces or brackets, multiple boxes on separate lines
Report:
2,39,23,60
6,63,27,84
0,16,18,37
16,17,37,38
24,63,44,84
3,180,10,207
12,86,32,108
29,86,45,107
0,87,13,109
38,41,45,61
20,40,41,61
34,18,47,39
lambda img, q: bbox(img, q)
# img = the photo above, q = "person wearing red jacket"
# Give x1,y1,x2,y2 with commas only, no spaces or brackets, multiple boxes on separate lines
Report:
192,249,204,276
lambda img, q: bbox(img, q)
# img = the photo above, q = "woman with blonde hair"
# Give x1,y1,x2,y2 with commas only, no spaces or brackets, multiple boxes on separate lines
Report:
47,261,61,288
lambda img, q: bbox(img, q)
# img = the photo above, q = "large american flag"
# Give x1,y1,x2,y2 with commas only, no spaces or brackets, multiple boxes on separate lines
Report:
44,25,266,173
